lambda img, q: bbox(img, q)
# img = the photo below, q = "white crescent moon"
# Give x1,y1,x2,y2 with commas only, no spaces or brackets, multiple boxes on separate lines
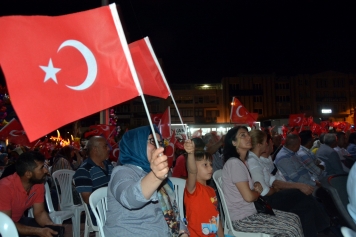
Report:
9,130,24,136
57,40,97,91
101,125,110,131
166,142,175,157
236,105,243,117
113,148,120,158
295,117,301,123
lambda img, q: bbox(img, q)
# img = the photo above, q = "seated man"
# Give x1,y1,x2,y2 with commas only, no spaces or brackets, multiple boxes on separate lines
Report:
275,134,317,186
297,130,326,181
316,133,347,175
0,151,59,236
335,131,353,172
73,136,114,225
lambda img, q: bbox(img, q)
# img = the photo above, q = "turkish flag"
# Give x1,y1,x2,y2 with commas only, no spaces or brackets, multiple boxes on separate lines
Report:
230,97,257,126
281,124,289,139
0,4,140,142
158,107,171,138
150,113,163,126
129,37,170,99
0,118,33,146
164,129,176,168
84,124,117,140
289,114,304,127
107,138,119,163
320,121,329,129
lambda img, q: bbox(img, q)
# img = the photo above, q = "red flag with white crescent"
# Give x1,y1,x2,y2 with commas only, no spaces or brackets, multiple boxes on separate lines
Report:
0,118,34,146
164,129,176,168
159,107,171,139
0,4,140,142
289,114,305,127
230,97,257,125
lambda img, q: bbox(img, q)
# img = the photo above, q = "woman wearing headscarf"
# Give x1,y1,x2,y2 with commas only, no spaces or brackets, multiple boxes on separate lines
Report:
104,125,188,237
247,129,330,237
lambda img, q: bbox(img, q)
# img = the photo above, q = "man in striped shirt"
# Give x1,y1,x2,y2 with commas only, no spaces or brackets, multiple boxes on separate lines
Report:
73,136,114,225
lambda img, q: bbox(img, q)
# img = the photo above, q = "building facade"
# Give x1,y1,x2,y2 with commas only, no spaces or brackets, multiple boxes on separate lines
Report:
112,71,356,129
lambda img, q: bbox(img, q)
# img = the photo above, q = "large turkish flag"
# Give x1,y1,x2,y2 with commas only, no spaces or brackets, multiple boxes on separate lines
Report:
0,4,140,141
129,37,170,99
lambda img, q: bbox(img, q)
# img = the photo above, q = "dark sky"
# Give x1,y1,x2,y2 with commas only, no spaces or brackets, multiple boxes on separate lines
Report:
1,0,356,84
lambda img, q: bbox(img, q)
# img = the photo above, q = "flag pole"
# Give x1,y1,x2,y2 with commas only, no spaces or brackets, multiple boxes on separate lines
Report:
144,37,188,139
229,97,235,124
109,4,160,148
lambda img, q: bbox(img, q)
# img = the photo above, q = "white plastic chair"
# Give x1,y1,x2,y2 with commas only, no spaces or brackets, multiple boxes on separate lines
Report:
213,170,272,237
0,212,19,237
341,226,356,237
52,170,84,237
89,187,108,237
169,177,186,220
76,191,99,237
27,182,74,225
44,182,75,225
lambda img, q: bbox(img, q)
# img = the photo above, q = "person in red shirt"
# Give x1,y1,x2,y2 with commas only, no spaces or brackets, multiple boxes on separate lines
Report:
184,138,224,237
0,151,59,237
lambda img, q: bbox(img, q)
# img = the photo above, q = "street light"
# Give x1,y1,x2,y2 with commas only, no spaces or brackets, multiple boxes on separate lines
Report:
321,109,332,114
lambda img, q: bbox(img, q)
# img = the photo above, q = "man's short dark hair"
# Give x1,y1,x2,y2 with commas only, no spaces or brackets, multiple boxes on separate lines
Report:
285,134,300,148
299,130,313,146
16,151,45,176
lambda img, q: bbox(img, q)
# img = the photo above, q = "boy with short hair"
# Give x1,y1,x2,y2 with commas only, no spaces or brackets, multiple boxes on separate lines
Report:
184,139,224,237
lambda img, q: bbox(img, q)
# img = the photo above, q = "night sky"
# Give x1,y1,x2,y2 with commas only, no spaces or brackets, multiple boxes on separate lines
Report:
1,0,356,84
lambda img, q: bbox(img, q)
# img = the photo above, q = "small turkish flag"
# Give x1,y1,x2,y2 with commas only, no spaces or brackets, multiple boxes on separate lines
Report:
0,4,140,141
164,129,176,168
84,124,117,140
289,114,305,127
150,113,163,126
230,97,257,126
129,37,170,99
159,107,171,139
0,118,33,146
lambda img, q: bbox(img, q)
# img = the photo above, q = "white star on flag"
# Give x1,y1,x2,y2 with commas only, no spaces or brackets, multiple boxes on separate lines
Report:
40,59,61,83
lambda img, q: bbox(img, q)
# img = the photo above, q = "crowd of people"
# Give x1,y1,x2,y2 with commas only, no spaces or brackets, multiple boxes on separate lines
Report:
0,124,356,237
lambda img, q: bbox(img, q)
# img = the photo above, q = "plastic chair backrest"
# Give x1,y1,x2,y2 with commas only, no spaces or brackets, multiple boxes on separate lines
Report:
328,175,349,208
169,177,186,220
89,187,108,237
213,169,272,237
213,170,234,235
44,182,56,213
0,212,19,237
321,174,356,231
341,226,356,237
52,170,75,210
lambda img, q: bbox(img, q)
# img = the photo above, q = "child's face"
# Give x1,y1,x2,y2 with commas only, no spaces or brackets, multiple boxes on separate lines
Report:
196,156,213,182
